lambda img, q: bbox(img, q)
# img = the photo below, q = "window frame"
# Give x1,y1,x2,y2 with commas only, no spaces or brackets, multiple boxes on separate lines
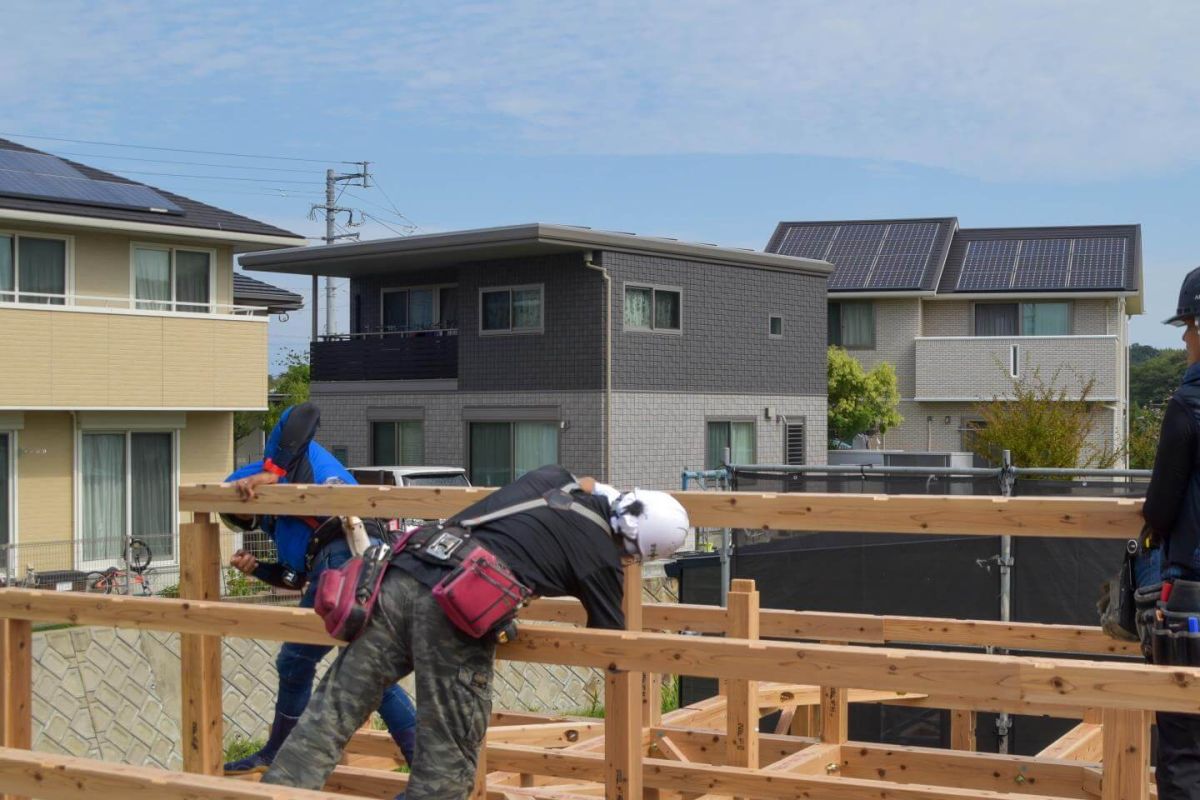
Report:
622,282,683,334
827,300,875,349
971,300,1073,337
0,430,15,568
705,417,757,470
0,228,74,305
379,283,458,332
74,428,179,571
370,420,425,466
130,242,217,314
478,283,545,335
769,315,784,339
465,419,561,486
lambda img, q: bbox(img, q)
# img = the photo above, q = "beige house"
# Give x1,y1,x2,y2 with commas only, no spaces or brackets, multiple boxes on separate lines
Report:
0,139,304,579
766,218,1143,465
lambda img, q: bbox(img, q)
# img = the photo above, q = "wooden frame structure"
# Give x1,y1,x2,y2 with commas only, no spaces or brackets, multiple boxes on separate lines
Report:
0,484,1185,800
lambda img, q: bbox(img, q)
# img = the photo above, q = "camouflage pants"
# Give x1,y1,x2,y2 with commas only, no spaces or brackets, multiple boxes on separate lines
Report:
262,568,496,800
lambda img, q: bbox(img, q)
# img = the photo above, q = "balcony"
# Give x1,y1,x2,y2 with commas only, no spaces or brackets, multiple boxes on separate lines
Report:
310,328,458,382
0,293,268,409
914,335,1121,402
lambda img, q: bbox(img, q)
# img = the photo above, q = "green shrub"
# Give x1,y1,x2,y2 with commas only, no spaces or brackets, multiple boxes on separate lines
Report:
223,735,264,763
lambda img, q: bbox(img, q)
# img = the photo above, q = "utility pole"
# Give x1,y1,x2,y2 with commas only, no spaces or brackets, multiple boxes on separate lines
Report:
310,162,370,339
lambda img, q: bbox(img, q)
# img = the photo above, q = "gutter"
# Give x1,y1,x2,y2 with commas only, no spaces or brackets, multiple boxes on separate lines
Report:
582,251,612,482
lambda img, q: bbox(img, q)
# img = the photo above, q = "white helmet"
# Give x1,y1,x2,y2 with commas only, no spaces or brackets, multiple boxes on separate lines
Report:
611,489,691,561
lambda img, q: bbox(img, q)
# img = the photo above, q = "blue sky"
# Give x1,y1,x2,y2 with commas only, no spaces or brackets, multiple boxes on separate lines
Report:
3,0,1199,367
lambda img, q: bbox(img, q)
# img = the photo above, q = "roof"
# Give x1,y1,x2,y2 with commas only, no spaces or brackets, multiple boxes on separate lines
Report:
0,138,305,244
239,223,833,278
764,216,1143,311
233,272,304,314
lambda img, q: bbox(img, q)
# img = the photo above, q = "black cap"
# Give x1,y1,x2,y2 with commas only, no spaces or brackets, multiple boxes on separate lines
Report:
1164,265,1200,326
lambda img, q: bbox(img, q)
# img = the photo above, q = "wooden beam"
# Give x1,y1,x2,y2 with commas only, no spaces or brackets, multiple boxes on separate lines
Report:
179,514,223,776
820,686,848,744
762,743,840,775
604,561,642,800
0,746,359,800
725,579,760,781
0,620,31,800
1101,708,1150,800
950,710,976,752
179,483,1145,539
1038,723,1103,762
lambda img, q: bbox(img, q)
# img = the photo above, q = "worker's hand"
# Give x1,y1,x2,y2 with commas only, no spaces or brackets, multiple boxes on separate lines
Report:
230,549,259,575
235,471,280,500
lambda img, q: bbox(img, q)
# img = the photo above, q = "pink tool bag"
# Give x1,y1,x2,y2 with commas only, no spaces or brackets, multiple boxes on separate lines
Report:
432,546,531,639
313,543,393,642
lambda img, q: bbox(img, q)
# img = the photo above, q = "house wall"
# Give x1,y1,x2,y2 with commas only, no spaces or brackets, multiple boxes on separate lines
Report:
833,297,921,399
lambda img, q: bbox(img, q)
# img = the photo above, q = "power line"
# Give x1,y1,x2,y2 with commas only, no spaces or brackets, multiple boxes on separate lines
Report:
343,191,420,229
0,132,347,164
46,150,321,175
0,164,318,187
361,211,414,238
370,176,421,231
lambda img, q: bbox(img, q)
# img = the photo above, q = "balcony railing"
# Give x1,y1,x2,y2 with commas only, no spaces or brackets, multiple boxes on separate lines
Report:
914,334,1121,401
311,327,458,382
0,290,266,317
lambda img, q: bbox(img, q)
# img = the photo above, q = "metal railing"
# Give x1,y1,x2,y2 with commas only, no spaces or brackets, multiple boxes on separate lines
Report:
0,290,267,317
318,324,459,341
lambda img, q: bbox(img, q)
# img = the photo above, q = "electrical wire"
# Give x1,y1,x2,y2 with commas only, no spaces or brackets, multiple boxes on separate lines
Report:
46,150,321,174
0,132,346,164
366,177,421,231
0,164,318,187
361,211,414,238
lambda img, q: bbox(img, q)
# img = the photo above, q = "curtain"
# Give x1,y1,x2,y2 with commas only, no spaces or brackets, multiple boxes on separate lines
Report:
624,287,652,329
134,248,170,310
654,290,680,330
0,235,12,301
512,288,541,330
706,422,729,470
1022,302,1069,336
514,422,557,478
18,237,66,305
439,287,458,328
82,433,125,562
372,422,398,464
841,301,874,346
175,251,211,313
399,421,424,465
131,433,173,561
975,304,1019,336
409,290,434,329
382,291,408,331
470,423,511,486
482,291,511,331
731,421,756,465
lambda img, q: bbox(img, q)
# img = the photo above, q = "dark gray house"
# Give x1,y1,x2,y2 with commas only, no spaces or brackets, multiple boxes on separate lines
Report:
240,224,831,488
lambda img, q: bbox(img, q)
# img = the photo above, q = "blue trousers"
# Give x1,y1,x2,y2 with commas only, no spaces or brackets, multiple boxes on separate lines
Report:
275,541,417,733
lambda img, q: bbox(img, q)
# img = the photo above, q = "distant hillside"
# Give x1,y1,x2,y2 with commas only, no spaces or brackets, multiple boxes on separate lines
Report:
1130,344,1187,406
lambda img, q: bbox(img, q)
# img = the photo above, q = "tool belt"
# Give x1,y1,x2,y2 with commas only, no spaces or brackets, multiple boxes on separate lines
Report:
1148,579,1200,666
313,543,393,642
303,516,391,574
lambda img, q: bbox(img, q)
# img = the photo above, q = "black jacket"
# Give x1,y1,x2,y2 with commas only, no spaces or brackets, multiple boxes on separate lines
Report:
1143,362,1200,577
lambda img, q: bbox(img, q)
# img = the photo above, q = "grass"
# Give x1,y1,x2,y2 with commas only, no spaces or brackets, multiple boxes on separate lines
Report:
223,735,265,764
570,675,680,719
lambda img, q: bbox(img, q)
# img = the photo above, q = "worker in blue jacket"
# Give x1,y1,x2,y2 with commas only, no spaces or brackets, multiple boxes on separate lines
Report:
221,403,417,774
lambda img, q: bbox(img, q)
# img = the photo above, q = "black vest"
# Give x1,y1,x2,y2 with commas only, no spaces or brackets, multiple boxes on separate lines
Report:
1166,365,1200,572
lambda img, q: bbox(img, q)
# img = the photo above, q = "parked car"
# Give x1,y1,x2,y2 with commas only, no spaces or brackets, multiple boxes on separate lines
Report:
348,466,472,530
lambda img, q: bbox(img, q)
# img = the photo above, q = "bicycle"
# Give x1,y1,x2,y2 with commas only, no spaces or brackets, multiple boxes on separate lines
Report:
84,538,153,596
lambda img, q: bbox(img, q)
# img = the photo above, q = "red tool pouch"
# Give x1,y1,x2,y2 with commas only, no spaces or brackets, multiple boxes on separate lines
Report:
313,544,392,642
432,546,531,639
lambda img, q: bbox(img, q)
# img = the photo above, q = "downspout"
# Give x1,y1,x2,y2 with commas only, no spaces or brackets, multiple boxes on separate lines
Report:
583,252,611,482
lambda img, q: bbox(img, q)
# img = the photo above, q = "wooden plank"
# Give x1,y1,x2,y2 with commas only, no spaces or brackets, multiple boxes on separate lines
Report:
605,561,643,800
950,710,976,752
0,746,360,799
820,686,848,744
0,620,31,800
725,579,759,781
179,483,1145,539
762,743,840,775
1038,723,1103,762
179,514,223,776
1101,708,1150,800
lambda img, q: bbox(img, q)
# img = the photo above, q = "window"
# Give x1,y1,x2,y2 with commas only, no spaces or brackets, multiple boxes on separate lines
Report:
974,302,1069,336
133,246,211,312
705,420,755,470
769,315,784,338
828,301,874,348
784,422,806,465
0,233,67,305
469,421,559,486
0,432,10,570
80,431,175,566
381,285,458,332
331,446,350,466
480,285,543,334
371,421,424,466
624,285,681,332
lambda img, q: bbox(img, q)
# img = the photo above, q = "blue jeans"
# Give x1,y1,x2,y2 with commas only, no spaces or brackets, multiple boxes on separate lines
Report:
276,539,417,734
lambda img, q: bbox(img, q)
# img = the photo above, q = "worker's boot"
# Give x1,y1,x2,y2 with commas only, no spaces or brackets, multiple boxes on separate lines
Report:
392,726,416,768
223,712,300,775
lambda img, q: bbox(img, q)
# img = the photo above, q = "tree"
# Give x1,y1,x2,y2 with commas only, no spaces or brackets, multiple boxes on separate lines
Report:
967,366,1118,468
826,346,902,446
1128,403,1165,470
1129,343,1160,366
263,350,310,433
1129,347,1186,407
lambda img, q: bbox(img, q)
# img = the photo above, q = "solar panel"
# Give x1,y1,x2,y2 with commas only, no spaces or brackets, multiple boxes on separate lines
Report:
957,240,1019,290
825,224,886,290
0,149,183,215
867,253,927,289
775,225,836,259
1069,237,1126,289
0,150,85,178
878,221,939,255
1012,239,1071,290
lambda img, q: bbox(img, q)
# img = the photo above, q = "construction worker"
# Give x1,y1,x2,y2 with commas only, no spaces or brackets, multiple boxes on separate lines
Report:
220,402,418,774
1141,266,1200,799
261,463,691,799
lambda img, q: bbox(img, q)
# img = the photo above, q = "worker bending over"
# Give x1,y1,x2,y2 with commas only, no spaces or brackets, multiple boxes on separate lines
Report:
261,464,691,799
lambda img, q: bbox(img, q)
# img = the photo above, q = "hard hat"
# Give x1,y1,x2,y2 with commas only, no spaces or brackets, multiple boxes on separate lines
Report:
1163,265,1200,326
612,489,691,561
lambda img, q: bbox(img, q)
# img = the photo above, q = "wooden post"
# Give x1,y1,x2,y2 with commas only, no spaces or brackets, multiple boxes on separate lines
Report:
605,560,643,800
1101,708,1150,800
950,709,976,751
0,618,32,800
726,578,760,785
469,745,488,799
179,512,224,776
819,640,849,744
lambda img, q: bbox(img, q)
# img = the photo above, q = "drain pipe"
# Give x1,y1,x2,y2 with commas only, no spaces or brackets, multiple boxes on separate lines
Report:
582,252,611,481
996,449,1016,753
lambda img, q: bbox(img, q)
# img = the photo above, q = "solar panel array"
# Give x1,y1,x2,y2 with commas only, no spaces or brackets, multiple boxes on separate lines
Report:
957,236,1129,292
775,221,944,290
0,149,183,215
